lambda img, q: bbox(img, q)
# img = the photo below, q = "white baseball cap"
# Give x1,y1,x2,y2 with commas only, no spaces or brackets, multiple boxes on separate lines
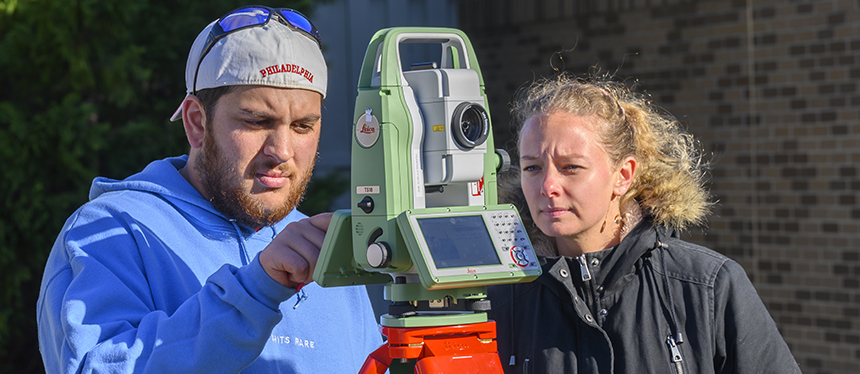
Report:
170,8,327,122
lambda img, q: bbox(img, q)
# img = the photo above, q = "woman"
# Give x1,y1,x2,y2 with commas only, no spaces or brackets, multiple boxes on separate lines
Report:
489,73,800,374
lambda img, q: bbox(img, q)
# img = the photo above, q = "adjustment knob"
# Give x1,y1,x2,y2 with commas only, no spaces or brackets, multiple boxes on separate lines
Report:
495,148,511,173
466,299,492,312
366,242,391,268
357,196,374,214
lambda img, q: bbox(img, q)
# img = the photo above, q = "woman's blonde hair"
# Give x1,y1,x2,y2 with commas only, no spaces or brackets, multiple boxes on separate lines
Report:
510,73,712,230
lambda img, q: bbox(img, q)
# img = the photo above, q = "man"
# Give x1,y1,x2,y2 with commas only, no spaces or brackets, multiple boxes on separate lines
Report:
36,6,380,373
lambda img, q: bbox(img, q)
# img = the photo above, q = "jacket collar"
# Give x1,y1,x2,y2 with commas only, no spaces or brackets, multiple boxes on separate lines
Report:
536,217,679,293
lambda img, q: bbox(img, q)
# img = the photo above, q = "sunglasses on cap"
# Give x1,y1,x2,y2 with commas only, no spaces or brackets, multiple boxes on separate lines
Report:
192,5,321,94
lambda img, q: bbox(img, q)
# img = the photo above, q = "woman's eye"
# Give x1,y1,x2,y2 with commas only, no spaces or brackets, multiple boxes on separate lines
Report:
522,165,540,172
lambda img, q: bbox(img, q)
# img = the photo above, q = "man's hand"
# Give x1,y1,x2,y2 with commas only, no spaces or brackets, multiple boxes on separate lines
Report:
259,212,333,288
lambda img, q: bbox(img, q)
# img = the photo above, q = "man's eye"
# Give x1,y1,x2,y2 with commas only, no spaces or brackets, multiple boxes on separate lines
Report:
293,123,314,133
245,120,268,128
522,165,540,172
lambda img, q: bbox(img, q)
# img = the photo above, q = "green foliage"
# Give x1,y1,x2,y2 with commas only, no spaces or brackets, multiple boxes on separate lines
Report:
0,0,326,372
0,0,17,14
301,169,351,216
0,94,109,373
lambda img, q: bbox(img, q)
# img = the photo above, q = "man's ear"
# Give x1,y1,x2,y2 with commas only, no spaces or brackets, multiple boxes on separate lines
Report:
182,95,206,149
615,156,637,196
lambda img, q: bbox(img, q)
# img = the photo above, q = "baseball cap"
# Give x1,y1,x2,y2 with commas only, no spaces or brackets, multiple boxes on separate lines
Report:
170,13,327,122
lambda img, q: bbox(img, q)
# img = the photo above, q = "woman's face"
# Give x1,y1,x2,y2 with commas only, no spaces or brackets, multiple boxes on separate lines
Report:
519,111,630,254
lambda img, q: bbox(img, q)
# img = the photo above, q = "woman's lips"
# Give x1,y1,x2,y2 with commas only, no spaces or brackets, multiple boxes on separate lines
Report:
542,208,569,219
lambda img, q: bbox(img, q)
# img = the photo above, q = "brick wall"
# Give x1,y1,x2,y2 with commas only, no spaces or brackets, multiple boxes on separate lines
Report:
458,0,860,372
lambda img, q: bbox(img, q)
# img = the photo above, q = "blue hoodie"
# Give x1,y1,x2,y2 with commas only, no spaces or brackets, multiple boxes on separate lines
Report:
37,156,382,373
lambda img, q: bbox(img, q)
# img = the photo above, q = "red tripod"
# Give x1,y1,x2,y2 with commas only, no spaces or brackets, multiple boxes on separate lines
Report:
359,321,504,373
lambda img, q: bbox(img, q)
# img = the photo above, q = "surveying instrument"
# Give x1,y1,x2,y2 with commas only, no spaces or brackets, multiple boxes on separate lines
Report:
313,27,541,373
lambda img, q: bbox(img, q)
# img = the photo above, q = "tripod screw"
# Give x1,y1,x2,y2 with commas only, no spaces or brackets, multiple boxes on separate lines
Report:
466,299,492,312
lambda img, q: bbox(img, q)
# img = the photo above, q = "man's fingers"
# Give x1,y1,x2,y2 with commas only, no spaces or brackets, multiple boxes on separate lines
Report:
259,212,333,287
281,233,319,283
259,243,308,287
306,212,334,231
285,213,329,257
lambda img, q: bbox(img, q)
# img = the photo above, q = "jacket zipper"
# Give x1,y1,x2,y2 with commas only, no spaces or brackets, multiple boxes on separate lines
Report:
667,335,684,374
576,256,595,314
659,240,685,374
576,255,592,281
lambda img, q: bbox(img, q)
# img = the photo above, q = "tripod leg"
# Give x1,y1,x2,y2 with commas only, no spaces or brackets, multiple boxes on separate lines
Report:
358,344,393,374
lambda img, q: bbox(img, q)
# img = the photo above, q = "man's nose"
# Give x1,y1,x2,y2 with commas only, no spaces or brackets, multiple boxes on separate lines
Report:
263,127,294,164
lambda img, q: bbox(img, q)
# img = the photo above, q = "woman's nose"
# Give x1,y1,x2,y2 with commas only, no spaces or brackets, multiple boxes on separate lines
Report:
540,169,561,198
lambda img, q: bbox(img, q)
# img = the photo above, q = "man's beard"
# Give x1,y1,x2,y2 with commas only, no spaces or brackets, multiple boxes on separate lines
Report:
196,129,315,228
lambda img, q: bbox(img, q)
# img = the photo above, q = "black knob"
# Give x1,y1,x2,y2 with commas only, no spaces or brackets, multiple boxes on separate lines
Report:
357,196,374,214
466,299,492,312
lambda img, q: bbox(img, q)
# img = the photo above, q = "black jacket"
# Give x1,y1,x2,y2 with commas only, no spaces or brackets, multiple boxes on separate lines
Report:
488,219,801,374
